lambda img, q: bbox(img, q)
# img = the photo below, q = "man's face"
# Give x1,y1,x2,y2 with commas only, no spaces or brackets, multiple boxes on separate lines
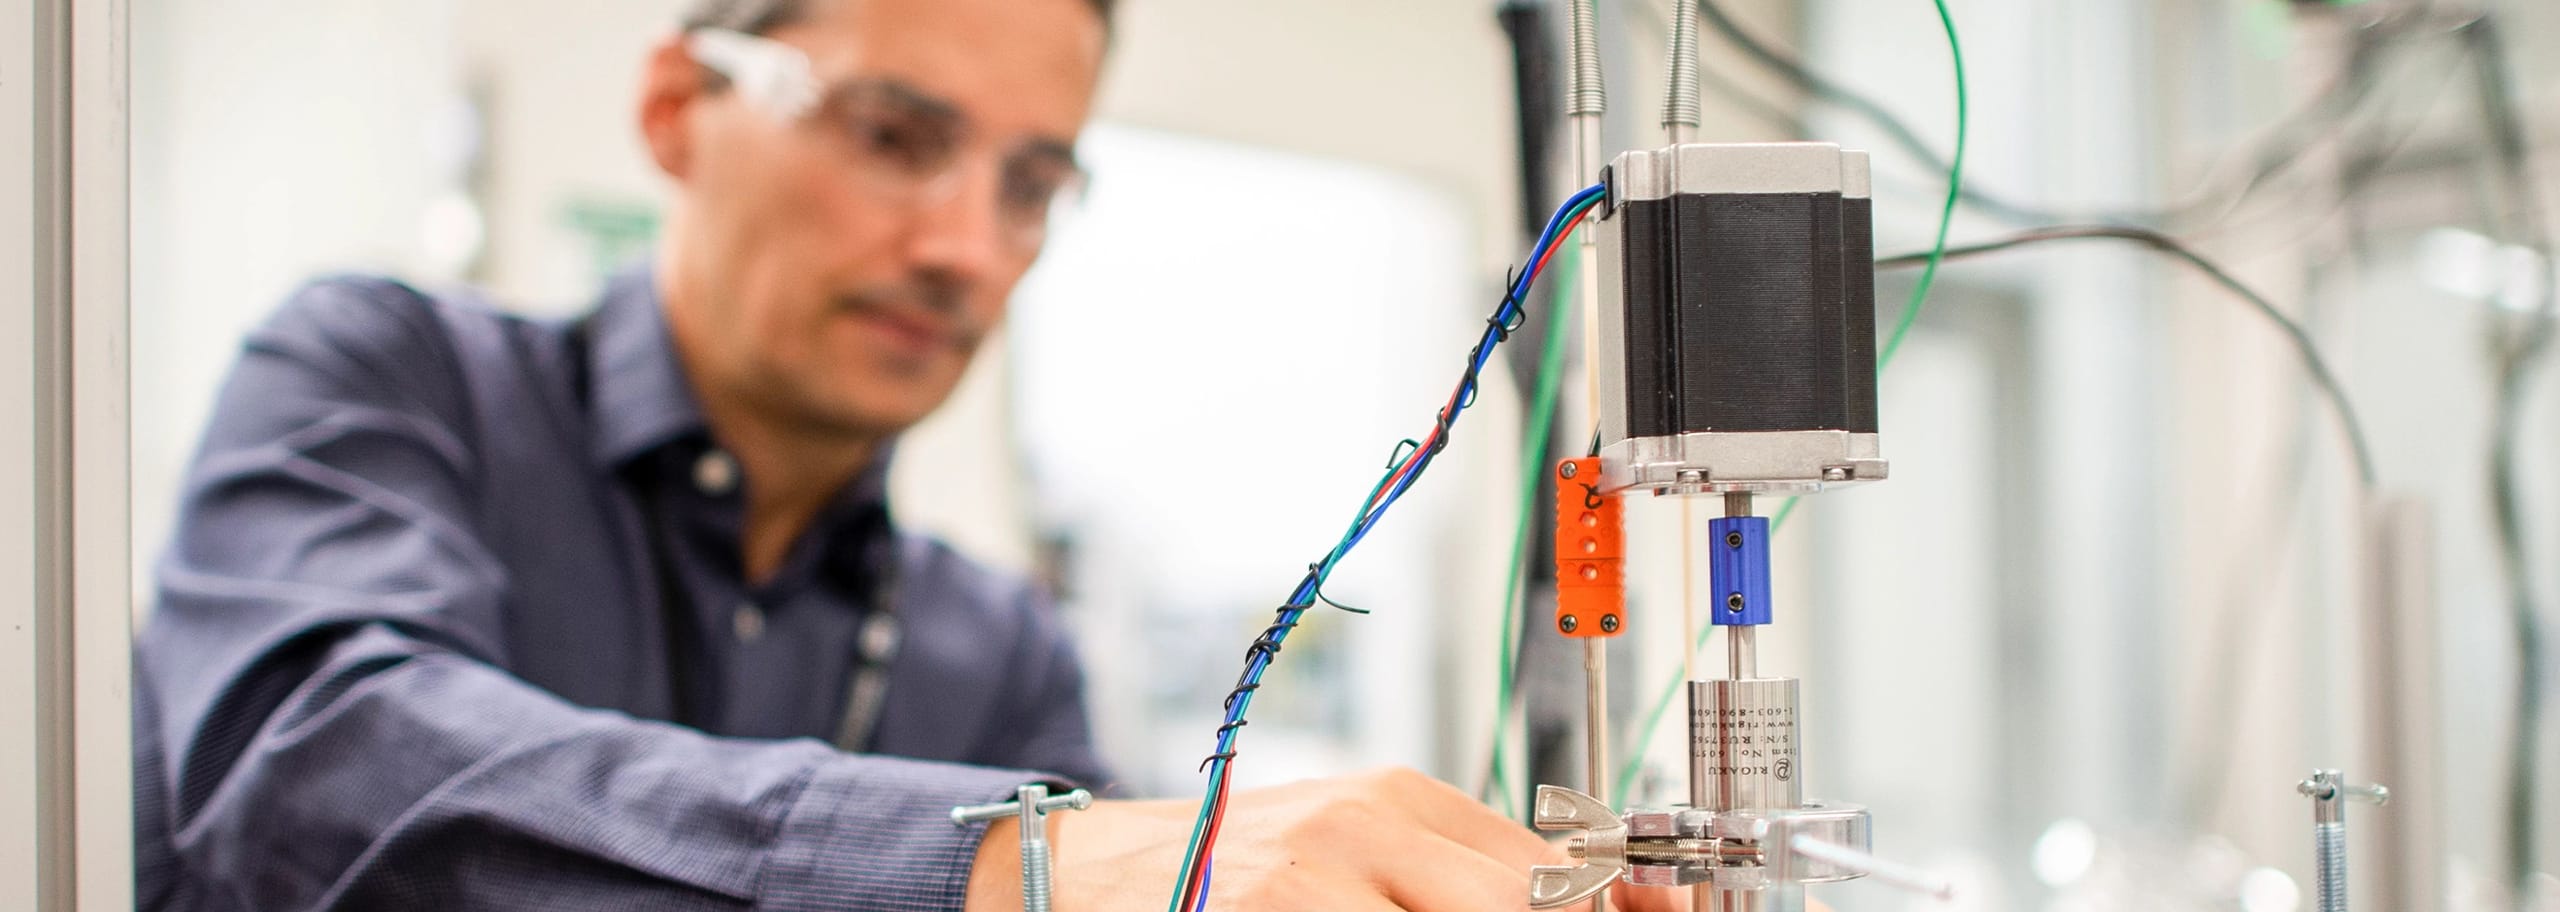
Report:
653,0,1105,440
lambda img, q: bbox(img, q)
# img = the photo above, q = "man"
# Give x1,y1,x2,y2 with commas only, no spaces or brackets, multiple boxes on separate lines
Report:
135,0,1675,909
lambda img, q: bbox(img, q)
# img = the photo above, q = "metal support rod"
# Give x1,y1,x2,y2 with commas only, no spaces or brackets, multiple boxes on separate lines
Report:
1564,4,1608,910
1682,500,1699,683
1702,492,1755,912
1581,637,1610,912
1724,613,1759,680
2356,498,2443,912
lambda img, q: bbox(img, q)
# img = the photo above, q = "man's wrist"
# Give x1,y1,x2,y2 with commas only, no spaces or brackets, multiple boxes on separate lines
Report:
966,806,1081,912
759,756,1045,911
963,818,1023,912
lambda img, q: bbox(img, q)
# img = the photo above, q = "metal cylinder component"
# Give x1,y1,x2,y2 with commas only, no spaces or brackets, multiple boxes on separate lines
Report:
1690,678,1802,812
1704,886,1804,912
1584,639,1612,912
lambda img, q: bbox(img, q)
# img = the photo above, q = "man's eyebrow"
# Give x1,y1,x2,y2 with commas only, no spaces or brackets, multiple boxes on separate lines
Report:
1016,138,1082,171
865,77,963,124
859,77,1081,168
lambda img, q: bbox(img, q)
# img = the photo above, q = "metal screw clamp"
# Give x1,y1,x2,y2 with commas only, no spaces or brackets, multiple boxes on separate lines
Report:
2295,769,2387,912
2296,769,2390,817
952,784,1094,912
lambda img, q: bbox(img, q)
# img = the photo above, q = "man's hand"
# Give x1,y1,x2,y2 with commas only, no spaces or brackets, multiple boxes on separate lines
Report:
965,767,1683,912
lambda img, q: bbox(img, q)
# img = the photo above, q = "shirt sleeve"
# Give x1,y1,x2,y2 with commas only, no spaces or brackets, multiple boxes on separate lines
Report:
136,278,1032,912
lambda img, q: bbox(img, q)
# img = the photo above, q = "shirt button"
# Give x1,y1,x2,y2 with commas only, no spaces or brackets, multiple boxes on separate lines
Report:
732,602,766,643
694,449,739,496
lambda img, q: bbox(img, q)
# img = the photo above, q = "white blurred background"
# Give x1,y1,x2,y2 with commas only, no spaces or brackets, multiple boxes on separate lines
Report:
126,0,2560,909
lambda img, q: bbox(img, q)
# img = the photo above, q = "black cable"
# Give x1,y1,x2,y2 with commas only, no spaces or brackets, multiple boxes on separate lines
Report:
1876,225,2380,489
2175,34,2463,830
2455,13,2556,897
1693,0,2060,224
1693,0,2423,228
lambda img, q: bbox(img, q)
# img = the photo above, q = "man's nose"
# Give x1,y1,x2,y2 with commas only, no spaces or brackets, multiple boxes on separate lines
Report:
901,159,1011,283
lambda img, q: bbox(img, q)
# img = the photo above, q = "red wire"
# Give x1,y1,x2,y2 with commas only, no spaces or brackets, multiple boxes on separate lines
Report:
1187,199,1602,909
1364,425,1442,514
1359,204,1594,519
1180,775,1234,910
1531,205,1594,279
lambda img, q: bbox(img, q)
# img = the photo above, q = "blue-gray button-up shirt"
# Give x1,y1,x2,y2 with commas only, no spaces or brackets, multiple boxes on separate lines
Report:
134,268,1109,911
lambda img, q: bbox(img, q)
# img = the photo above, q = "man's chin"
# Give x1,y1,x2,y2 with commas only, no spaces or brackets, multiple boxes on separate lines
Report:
796,388,953,441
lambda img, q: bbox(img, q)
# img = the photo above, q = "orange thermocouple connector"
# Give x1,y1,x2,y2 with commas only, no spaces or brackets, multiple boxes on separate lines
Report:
1554,457,1624,638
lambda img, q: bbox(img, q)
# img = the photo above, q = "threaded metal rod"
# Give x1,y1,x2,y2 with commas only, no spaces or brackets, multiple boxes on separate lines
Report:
2313,821,2347,912
1662,0,1701,142
1566,0,1607,119
1022,838,1053,912
1564,7,1609,912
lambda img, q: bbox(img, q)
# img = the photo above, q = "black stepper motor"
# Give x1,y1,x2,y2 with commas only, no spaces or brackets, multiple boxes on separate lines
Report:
1594,143,1886,491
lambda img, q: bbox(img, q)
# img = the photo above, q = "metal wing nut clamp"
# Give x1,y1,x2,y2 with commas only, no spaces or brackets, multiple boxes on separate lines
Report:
1530,785,1632,909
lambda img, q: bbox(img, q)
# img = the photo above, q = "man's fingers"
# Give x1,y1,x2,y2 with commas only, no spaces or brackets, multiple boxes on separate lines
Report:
1360,768,1552,873
1203,858,1406,912
1370,829,1542,912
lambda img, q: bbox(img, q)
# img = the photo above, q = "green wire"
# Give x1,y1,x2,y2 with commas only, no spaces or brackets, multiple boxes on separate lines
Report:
1172,193,1612,911
1485,244,1582,821
1607,0,1970,804
1874,0,1967,379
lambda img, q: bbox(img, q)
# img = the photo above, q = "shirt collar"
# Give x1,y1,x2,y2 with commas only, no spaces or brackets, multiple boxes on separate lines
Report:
586,265,710,470
582,264,900,523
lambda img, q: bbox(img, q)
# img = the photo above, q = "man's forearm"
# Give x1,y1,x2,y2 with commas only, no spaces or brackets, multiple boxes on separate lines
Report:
142,621,1037,911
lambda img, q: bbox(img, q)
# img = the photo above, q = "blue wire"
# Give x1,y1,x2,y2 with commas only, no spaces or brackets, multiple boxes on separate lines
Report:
1174,184,1606,912
1334,188,1602,558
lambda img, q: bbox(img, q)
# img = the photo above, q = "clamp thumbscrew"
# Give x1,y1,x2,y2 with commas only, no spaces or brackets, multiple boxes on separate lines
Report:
953,784,1093,912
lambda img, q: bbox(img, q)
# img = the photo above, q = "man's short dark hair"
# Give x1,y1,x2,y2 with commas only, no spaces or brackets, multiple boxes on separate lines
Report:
682,0,1115,36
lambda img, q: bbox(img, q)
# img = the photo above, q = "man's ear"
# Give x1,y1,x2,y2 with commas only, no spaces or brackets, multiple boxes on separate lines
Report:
638,35,703,182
